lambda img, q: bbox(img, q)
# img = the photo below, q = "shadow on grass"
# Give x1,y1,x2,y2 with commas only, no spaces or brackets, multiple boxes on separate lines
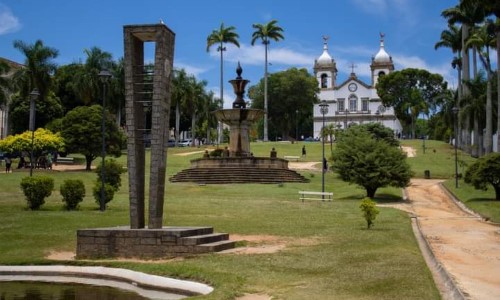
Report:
466,197,499,203
373,193,404,204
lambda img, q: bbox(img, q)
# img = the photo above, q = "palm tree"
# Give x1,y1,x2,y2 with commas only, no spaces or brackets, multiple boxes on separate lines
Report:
74,47,114,105
172,69,189,146
206,22,240,144
466,22,496,154
435,24,462,97
442,4,486,153
461,73,487,157
251,20,285,142
182,76,207,147
461,0,500,153
12,39,58,100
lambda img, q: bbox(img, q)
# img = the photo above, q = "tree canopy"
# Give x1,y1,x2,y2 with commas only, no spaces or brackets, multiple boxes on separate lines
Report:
0,128,64,155
331,124,412,198
248,67,318,140
376,68,447,138
464,152,500,200
60,105,124,170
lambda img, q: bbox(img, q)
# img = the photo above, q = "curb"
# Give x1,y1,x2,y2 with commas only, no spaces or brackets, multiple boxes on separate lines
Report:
0,265,213,297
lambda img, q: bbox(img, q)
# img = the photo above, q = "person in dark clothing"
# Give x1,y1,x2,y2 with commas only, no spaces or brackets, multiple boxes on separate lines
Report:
302,145,306,157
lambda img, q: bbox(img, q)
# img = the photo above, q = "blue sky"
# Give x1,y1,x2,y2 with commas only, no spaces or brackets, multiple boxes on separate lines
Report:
0,0,493,108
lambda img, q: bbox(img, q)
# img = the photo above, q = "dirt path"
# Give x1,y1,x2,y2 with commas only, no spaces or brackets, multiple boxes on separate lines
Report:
404,179,500,300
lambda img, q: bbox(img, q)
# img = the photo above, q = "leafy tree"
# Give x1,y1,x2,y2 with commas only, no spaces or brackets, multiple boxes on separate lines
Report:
61,105,124,170
251,19,285,142
0,61,11,106
95,158,125,191
206,22,240,143
8,91,64,134
376,68,447,139
464,152,500,200
0,128,64,156
53,63,86,113
248,68,318,140
331,124,412,198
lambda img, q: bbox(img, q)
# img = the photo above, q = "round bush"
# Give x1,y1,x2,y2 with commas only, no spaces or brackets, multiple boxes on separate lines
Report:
20,176,54,210
95,158,125,191
92,181,115,209
60,179,86,210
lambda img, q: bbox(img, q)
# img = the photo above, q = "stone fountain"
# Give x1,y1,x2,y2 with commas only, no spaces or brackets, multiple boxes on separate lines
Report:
170,64,308,184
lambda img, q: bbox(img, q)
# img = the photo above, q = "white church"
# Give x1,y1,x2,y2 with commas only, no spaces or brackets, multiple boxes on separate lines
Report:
312,34,402,139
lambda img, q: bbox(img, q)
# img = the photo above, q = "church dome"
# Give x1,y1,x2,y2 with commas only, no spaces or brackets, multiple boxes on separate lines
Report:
373,33,391,63
316,38,334,67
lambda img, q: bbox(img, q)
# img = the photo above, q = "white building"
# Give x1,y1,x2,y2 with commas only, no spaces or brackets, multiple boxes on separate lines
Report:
312,34,402,139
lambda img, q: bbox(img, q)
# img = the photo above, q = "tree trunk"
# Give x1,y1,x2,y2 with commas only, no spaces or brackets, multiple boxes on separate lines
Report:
485,70,493,154
366,187,377,198
263,41,269,142
472,113,479,157
191,112,196,147
85,155,93,171
175,102,180,146
472,47,478,79
495,185,500,201
497,28,500,153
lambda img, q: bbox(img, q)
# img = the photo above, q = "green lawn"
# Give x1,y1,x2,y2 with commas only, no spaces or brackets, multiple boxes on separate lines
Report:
1,139,496,299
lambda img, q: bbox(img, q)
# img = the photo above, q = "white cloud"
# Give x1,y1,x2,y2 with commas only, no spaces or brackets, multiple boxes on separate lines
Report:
351,0,416,26
393,53,456,86
210,43,315,68
0,4,21,35
174,62,208,78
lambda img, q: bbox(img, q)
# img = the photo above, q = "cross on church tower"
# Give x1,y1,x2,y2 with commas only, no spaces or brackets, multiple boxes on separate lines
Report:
322,35,329,43
349,63,357,78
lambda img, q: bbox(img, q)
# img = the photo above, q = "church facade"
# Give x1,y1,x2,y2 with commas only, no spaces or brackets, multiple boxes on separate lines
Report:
312,34,402,139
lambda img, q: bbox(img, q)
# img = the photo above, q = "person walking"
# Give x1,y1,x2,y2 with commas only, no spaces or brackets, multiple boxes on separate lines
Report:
302,145,306,157
5,155,11,173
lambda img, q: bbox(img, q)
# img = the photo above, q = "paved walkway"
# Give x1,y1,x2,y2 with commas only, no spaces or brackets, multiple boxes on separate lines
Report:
405,179,500,300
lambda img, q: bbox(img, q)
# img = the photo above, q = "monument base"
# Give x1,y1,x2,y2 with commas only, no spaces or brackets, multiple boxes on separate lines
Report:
76,226,234,259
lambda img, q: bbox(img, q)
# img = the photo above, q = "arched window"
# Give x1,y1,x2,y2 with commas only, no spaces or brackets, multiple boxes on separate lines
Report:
378,71,386,77
348,94,357,111
320,74,328,88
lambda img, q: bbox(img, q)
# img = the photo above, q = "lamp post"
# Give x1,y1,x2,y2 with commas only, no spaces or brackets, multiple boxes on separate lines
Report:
452,106,459,188
295,109,299,141
344,108,348,129
29,89,39,177
98,70,112,211
319,101,329,200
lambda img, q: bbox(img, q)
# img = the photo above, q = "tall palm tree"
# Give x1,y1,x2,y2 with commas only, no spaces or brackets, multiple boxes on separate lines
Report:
172,69,189,146
74,47,114,105
12,39,58,100
435,24,462,96
251,20,285,142
442,4,485,153
206,22,240,144
461,0,500,152
466,22,496,154
461,73,487,157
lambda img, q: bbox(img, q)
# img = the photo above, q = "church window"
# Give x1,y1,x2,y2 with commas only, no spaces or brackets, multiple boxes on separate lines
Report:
320,74,328,88
362,99,369,112
348,94,357,111
338,99,345,112
378,71,386,77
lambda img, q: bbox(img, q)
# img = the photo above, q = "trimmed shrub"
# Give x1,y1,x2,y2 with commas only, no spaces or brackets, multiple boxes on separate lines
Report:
60,179,85,210
92,181,115,209
359,198,380,229
95,158,125,191
20,176,54,210
210,148,223,157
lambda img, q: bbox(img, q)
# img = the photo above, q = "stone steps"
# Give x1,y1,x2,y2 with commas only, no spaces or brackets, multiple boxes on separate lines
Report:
77,226,235,259
170,167,308,184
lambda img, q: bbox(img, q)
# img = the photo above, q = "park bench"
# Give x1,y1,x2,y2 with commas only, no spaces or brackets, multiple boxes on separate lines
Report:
284,155,300,161
56,157,74,165
299,191,333,202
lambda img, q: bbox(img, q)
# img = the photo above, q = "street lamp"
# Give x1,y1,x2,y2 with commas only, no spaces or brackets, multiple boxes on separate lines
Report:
98,70,112,211
344,108,349,129
295,109,299,141
452,106,459,188
319,100,329,200
29,89,39,177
